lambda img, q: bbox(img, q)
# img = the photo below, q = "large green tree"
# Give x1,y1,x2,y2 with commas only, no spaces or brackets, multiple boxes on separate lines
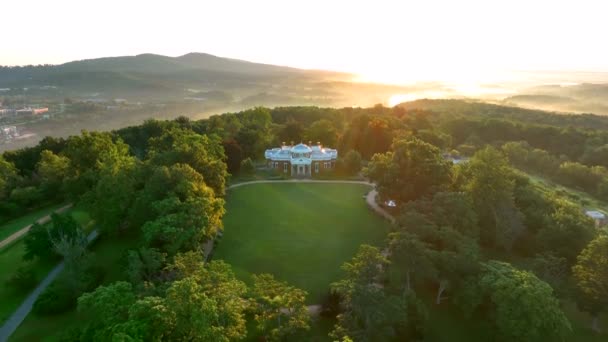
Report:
23,212,82,261
305,119,338,147
365,137,452,203
62,131,132,199
472,261,572,341
460,147,525,250
538,199,597,264
147,128,228,196
572,235,608,332
0,155,18,200
36,150,70,198
250,273,311,341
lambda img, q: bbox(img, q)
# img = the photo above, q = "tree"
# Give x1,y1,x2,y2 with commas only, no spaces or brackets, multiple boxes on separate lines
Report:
36,150,70,198
331,245,414,342
79,260,249,341
147,128,228,196
132,164,225,254
235,107,273,159
341,150,362,176
0,155,18,200
305,119,338,147
538,199,597,264
387,232,436,291
431,233,480,305
529,253,569,296
142,195,224,256
474,261,572,341
62,131,133,199
222,139,243,174
461,147,524,250
24,213,82,261
83,156,141,235
240,158,255,176
126,247,167,286
250,273,310,341
278,119,304,144
365,137,452,203
77,281,138,340
572,235,608,332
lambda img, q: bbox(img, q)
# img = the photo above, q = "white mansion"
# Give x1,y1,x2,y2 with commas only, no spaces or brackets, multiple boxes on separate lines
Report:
265,142,338,176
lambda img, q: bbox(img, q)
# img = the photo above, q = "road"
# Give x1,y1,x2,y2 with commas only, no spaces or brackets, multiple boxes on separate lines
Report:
0,230,98,342
0,204,73,251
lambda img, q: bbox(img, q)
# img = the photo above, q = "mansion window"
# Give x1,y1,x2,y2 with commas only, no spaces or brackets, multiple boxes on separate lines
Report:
284,163,288,173
315,163,319,173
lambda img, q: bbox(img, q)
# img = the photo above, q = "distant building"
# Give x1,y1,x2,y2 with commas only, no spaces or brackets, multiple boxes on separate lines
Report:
585,210,607,227
0,125,19,141
13,107,49,116
265,142,338,177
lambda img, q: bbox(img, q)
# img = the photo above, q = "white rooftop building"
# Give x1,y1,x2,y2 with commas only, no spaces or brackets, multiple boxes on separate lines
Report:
585,210,607,227
265,142,338,177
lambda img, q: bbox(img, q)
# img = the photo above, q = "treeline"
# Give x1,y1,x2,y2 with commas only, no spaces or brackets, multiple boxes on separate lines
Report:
502,141,608,200
329,137,601,341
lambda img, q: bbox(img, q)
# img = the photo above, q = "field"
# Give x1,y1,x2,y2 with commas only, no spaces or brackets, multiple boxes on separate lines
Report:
214,182,390,303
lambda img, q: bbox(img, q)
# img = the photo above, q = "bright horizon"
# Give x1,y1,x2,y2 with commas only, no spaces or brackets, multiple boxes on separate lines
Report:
4,0,608,87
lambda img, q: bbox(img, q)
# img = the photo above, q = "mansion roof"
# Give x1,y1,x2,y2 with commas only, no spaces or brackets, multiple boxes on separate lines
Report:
265,143,337,162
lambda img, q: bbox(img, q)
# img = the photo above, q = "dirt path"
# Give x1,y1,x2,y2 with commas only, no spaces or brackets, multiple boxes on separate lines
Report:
0,204,73,251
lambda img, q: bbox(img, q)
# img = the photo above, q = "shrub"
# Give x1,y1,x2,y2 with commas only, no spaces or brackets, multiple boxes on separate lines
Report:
320,289,343,318
33,282,77,315
240,158,255,175
6,265,37,293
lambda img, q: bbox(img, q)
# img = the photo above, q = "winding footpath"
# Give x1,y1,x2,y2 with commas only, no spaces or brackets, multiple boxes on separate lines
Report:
1,179,393,341
0,204,73,251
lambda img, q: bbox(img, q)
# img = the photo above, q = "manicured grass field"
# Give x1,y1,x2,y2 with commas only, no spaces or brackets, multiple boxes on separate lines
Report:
214,182,390,303
0,203,69,242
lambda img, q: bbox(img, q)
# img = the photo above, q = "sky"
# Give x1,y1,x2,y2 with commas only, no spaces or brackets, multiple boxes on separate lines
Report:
3,0,608,85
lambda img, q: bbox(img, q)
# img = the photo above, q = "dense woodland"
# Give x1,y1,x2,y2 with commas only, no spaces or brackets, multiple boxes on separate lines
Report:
1,101,607,341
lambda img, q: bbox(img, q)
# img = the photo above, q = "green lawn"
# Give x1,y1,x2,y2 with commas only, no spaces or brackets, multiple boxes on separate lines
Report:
214,182,390,303
0,207,92,324
0,203,68,242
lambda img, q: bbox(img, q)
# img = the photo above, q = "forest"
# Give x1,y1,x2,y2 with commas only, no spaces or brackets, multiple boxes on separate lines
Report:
0,101,607,341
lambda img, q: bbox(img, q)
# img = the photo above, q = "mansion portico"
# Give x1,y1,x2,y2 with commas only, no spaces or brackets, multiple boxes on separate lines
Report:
265,142,338,177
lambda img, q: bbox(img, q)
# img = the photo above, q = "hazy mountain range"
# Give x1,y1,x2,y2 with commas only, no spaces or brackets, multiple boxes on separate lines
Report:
2,52,608,152
0,53,417,107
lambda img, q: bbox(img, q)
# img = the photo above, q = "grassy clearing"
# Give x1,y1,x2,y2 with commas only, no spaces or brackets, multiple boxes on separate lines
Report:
214,182,390,303
0,203,68,242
